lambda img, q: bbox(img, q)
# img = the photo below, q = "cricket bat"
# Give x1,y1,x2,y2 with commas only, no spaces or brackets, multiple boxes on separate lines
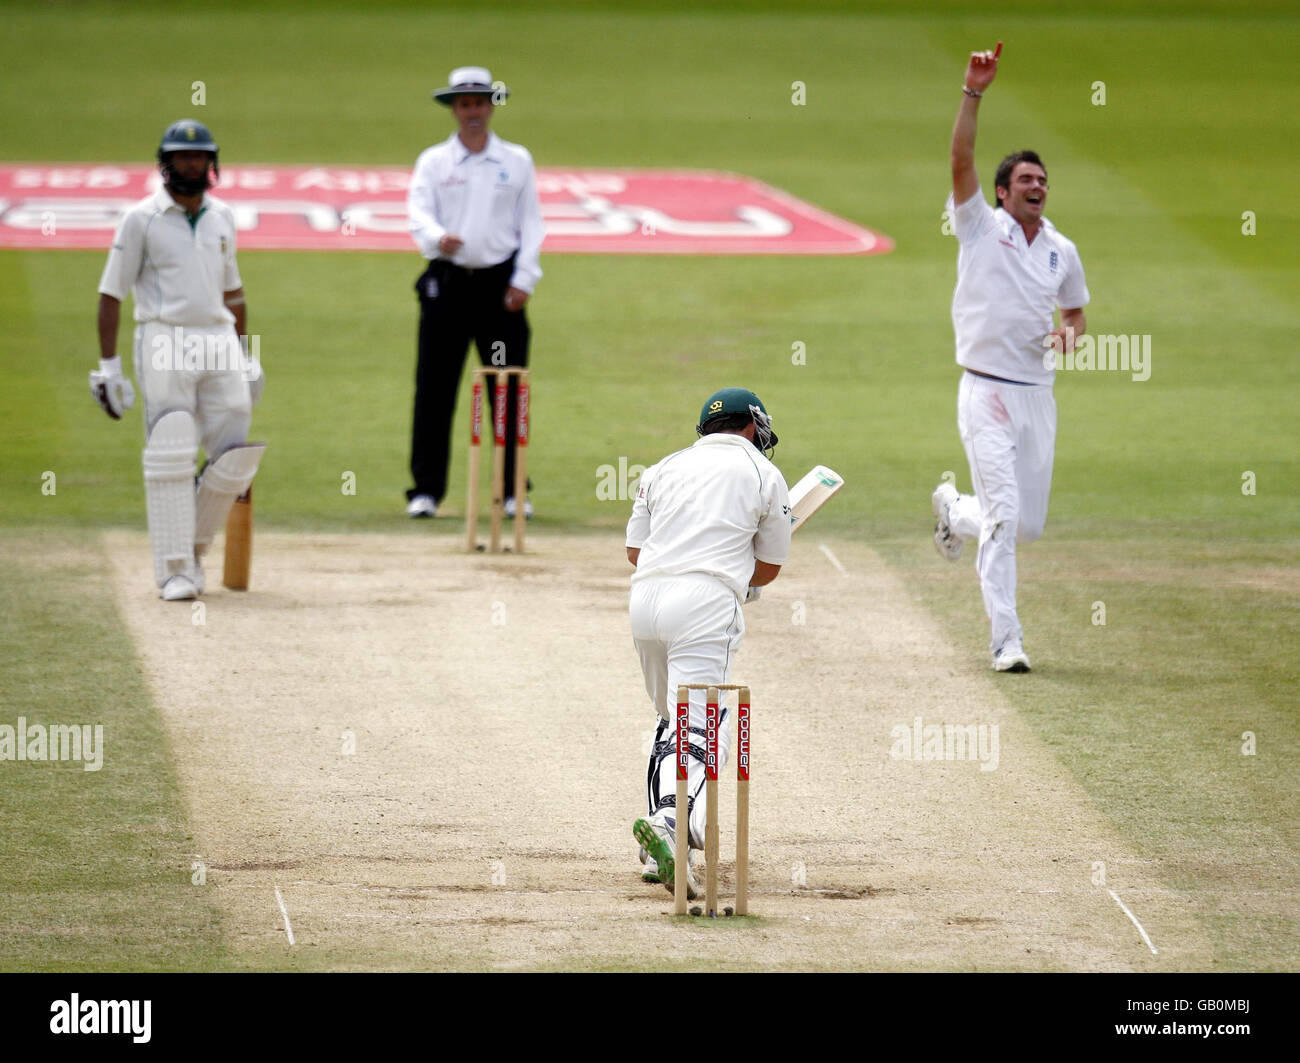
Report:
788,465,844,532
223,488,253,590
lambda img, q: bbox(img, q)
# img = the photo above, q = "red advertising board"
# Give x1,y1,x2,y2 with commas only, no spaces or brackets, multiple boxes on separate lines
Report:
0,164,892,255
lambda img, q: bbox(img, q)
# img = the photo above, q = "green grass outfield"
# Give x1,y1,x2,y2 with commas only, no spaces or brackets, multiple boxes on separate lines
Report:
1,0,1297,970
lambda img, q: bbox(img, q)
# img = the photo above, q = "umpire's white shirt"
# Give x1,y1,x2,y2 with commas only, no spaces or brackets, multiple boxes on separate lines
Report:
948,186,1089,385
98,187,241,326
407,131,544,293
626,434,791,603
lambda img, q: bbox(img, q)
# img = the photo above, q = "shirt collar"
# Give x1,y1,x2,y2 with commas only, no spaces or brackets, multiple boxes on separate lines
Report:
694,432,755,450
449,130,503,164
997,207,1055,246
152,185,204,214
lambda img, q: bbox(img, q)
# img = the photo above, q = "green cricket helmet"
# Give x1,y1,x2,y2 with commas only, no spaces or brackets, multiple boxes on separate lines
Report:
696,387,779,452
157,119,219,194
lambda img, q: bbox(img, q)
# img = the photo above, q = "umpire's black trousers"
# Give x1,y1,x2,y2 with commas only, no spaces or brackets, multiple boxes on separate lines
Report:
408,255,530,504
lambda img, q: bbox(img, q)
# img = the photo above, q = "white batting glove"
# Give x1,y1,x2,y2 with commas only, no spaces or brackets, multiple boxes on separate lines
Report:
89,356,135,420
744,585,762,605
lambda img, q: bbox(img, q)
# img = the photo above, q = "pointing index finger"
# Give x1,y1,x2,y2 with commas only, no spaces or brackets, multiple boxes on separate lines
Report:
993,41,1003,59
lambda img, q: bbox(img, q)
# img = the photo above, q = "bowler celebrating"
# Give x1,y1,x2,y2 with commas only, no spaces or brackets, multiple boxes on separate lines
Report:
931,43,1089,672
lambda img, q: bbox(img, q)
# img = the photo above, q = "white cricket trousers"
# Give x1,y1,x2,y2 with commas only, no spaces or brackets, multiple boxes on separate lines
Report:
630,573,743,849
132,322,252,454
953,371,1056,653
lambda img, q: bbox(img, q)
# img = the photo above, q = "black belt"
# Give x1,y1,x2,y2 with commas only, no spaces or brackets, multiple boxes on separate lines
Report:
436,255,515,278
965,367,1034,386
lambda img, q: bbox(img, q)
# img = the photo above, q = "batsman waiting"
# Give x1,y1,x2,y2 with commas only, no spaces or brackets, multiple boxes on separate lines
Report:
931,42,1089,672
627,389,790,898
91,119,265,600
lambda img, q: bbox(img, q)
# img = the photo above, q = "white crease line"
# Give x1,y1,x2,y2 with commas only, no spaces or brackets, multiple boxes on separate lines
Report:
818,543,847,574
218,882,801,898
1108,888,1157,955
274,886,296,945
216,880,1165,898
207,879,1210,904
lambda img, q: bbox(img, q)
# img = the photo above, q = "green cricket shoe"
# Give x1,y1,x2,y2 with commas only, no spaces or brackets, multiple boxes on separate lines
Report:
633,816,698,900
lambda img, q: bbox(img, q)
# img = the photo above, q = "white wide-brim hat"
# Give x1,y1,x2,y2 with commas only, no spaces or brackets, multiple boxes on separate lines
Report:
432,66,508,105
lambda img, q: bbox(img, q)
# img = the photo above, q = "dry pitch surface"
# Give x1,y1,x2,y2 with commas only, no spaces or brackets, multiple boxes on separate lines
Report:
103,529,1210,971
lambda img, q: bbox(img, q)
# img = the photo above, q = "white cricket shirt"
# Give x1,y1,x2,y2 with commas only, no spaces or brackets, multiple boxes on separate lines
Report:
407,131,544,293
626,433,791,602
98,187,241,326
948,186,1089,385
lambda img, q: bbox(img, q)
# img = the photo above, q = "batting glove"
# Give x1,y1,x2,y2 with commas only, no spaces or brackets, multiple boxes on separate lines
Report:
245,357,265,406
89,356,135,420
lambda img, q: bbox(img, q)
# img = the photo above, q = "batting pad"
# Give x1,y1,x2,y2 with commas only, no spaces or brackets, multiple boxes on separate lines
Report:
142,409,199,587
194,442,266,553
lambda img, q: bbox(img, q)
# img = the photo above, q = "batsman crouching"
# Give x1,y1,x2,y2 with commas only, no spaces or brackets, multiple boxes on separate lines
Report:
92,120,266,600
627,389,790,899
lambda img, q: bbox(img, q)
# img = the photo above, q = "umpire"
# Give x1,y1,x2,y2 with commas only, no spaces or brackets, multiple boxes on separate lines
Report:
405,66,544,518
